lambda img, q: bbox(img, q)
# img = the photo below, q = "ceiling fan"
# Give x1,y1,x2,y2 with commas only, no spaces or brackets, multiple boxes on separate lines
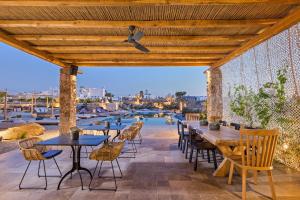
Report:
124,25,150,53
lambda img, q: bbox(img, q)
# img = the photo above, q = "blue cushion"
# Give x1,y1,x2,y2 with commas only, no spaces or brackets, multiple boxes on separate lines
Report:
42,150,63,159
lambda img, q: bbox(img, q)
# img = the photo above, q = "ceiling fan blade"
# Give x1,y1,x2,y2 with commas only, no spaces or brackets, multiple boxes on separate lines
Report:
132,31,144,41
133,41,150,53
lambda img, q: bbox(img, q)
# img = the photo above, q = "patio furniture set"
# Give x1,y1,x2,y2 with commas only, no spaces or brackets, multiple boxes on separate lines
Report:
178,120,278,200
17,121,144,191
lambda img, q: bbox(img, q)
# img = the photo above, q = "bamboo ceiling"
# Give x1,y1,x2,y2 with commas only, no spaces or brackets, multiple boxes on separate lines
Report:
0,0,299,68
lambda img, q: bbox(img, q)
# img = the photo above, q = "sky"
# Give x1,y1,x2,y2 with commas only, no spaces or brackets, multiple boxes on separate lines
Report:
0,42,208,97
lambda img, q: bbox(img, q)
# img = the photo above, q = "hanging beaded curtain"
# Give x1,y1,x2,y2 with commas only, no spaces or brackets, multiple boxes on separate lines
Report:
221,23,300,170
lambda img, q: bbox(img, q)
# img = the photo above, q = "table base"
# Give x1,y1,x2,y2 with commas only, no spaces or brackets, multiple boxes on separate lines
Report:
57,146,92,190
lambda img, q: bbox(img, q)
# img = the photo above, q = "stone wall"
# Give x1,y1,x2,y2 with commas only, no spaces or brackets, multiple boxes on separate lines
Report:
220,23,300,170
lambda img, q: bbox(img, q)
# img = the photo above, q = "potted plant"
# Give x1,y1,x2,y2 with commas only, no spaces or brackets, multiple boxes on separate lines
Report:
199,112,208,126
208,116,221,130
70,127,82,140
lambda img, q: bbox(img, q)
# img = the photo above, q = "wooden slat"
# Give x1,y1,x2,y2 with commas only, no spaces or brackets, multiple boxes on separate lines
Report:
0,29,69,68
246,135,250,166
0,0,299,6
13,35,255,42
53,53,226,60
0,19,278,28
35,45,237,53
251,135,257,167
212,6,300,67
256,136,262,167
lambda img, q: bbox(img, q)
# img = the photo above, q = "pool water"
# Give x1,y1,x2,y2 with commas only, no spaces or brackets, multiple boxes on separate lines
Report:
78,116,176,126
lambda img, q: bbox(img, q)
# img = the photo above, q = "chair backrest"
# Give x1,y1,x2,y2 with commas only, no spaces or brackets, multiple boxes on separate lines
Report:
18,137,45,160
185,113,200,121
119,127,138,141
177,120,182,135
180,122,187,138
90,141,125,161
240,129,279,169
188,126,198,143
133,121,144,128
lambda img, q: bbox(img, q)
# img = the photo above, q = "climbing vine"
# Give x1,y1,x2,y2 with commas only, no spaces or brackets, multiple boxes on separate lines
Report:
230,66,288,129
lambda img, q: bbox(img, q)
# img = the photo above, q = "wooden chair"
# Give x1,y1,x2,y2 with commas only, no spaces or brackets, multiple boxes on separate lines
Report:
18,137,62,190
227,129,279,200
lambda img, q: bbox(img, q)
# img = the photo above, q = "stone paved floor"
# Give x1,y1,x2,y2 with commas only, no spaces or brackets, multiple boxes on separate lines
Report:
0,122,299,200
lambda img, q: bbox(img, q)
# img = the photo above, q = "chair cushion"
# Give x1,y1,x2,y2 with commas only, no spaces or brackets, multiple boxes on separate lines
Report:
42,150,63,159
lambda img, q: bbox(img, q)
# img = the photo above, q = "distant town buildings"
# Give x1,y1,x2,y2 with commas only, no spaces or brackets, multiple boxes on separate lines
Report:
78,86,106,99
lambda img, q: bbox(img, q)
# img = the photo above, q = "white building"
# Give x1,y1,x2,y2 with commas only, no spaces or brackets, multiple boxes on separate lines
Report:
78,87,106,99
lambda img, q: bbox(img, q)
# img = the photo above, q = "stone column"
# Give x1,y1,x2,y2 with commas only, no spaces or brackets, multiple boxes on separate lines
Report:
59,66,77,134
205,68,223,123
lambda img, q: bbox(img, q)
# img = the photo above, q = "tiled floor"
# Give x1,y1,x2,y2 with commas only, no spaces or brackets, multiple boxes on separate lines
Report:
0,123,299,200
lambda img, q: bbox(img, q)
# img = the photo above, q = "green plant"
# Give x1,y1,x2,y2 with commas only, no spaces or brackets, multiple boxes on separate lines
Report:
229,66,288,129
229,85,255,127
253,66,288,128
199,112,207,120
19,132,27,139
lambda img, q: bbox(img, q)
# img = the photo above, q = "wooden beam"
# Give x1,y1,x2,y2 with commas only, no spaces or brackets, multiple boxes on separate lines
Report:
66,59,216,64
36,45,237,53
14,35,254,43
76,62,211,67
53,53,226,60
0,19,278,28
0,0,299,6
212,6,300,67
0,29,69,68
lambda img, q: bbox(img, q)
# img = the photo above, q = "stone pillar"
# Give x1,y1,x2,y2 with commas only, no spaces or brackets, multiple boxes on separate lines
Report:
59,66,77,134
205,68,223,123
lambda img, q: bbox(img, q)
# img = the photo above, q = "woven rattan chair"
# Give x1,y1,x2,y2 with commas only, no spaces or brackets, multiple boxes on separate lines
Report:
118,126,139,158
132,121,144,144
89,141,125,191
227,129,279,200
18,137,62,190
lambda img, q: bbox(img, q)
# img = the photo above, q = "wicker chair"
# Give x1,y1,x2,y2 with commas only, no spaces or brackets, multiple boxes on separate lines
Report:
89,141,125,191
18,137,62,190
132,121,144,144
118,126,139,158
227,129,279,200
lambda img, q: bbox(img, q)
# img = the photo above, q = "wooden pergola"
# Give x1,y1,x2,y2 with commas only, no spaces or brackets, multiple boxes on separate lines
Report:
0,0,300,68
0,0,300,133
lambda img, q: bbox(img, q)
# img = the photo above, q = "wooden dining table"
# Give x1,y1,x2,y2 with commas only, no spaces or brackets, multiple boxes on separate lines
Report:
182,120,243,177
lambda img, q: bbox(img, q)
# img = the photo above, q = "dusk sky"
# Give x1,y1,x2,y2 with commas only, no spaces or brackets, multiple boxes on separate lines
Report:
0,43,208,97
